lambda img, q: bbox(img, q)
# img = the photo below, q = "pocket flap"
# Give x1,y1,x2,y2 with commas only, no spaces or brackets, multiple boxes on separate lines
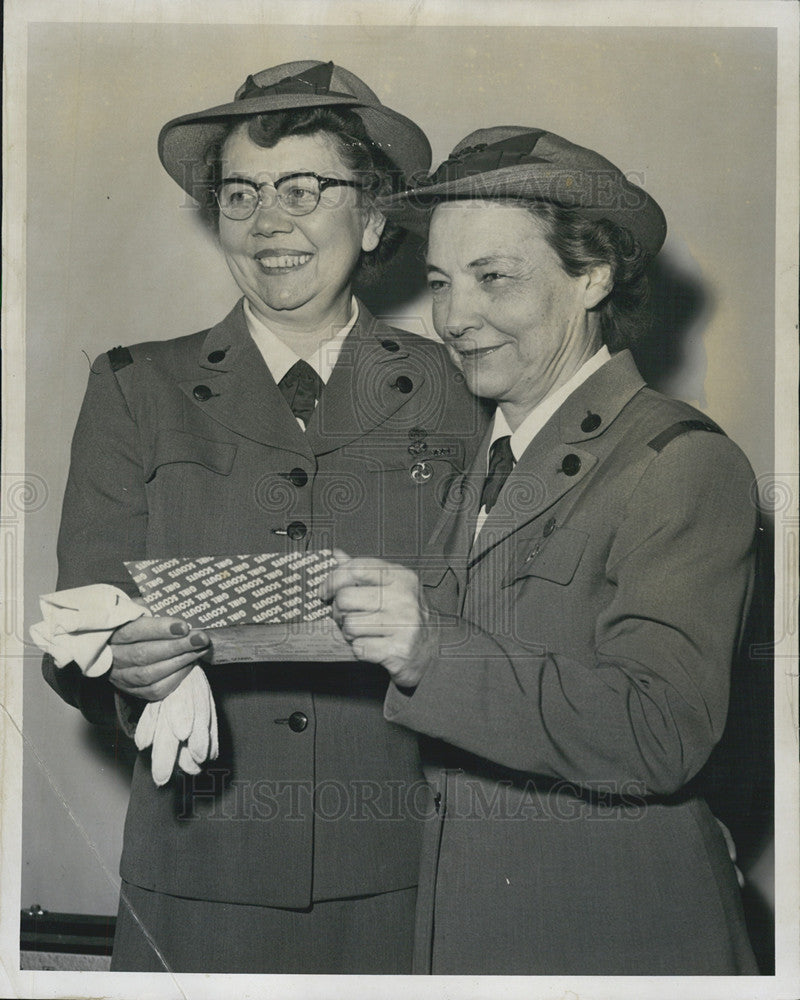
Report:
503,526,588,587
346,440,466,473
420,562,450,589
146,430,237,480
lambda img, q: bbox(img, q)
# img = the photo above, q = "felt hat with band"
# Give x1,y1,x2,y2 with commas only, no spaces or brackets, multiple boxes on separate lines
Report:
386,125,667,258
158,60,432,201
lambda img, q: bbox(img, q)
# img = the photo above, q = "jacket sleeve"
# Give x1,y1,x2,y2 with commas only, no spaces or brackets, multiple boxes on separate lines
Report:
56,352,148,593
42,351,149,726
384,432,758,796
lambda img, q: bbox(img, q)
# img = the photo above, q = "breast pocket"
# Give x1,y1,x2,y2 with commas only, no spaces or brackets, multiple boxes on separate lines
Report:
342,442,466,561
502,526,589,588
420,560,460,617
145,430,237,482
347,441,465,478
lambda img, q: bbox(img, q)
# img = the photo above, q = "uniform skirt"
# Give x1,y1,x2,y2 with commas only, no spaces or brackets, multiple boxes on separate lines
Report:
111,880,417,973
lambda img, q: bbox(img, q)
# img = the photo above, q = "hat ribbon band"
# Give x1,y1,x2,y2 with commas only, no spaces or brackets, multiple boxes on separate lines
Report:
419,130,548,187
238,61,356,102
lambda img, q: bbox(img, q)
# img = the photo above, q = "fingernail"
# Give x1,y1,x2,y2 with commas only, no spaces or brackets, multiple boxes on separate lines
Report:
190,631,209,647
170,621,190,636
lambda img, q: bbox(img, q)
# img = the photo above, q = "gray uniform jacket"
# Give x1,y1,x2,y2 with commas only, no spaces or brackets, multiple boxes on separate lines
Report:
44,298,488,909
385,349,760,974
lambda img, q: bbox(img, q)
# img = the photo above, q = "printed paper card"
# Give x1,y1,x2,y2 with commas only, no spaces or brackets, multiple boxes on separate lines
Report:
124,550,339,628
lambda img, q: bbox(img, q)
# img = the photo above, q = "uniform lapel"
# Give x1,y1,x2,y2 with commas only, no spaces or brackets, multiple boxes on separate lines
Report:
468,421,597,567
303,303,431,456
176,299,313,459
176,299,457,461
469,350,646,567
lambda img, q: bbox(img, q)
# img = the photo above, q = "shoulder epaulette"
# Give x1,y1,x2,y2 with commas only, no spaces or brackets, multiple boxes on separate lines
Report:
647,419,725,453
107,346,133,371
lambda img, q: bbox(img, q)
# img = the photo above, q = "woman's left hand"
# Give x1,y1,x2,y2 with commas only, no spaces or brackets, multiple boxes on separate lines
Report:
320,551,434,689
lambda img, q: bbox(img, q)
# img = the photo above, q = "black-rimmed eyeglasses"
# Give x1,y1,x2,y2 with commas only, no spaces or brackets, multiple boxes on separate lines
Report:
213,172,364,220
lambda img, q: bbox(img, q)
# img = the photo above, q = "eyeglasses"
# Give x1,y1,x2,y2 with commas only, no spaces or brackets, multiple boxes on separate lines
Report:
213,172,364,220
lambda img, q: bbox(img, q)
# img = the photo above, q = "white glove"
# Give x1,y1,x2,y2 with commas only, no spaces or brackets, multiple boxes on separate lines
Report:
134,665,219,786
31,583,219,785
30,584,148,676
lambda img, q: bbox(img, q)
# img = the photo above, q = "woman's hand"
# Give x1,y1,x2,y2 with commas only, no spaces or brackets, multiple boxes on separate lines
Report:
109,616,210,702
320,551,436,690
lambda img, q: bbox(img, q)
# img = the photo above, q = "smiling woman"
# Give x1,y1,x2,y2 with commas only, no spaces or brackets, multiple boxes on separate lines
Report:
215,128,385,337
323,125,761,975
426,200,613,429
39,59,487,974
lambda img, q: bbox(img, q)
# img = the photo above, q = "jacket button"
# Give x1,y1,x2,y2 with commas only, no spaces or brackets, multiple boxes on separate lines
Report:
207,350,226,364
288,711,308,733
561,453,581,476
392,376,413,393
193,384,213,401
286,467,308,487
543,517,557,537
287,521,307,540
381,339,400,352
581,411,602,433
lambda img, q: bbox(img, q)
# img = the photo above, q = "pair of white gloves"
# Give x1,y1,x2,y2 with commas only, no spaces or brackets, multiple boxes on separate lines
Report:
30,584,218,786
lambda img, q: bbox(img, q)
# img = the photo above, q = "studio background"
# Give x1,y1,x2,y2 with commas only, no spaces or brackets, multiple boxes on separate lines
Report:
21,21,776,965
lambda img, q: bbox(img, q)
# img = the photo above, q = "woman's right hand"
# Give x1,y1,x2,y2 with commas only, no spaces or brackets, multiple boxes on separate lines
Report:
108,616,210,701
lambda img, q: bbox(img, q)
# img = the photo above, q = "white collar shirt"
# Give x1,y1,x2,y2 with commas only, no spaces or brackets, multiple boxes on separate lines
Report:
243,297,359,425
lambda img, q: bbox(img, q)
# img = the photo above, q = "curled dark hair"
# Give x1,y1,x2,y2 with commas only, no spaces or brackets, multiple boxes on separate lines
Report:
200,107,405,270
524,201,652,351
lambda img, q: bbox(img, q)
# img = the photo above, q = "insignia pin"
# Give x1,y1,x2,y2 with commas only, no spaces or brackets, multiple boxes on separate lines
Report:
410,461,433,483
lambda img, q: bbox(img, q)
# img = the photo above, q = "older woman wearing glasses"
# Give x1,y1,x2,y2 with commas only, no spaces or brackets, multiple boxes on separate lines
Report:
42,61,482,973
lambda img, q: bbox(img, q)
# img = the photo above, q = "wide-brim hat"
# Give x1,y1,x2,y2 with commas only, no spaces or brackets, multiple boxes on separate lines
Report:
385,125,666,258
159,60,432,201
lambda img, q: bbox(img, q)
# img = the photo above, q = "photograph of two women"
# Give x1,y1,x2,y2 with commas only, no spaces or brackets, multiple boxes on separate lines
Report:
3,4,797,999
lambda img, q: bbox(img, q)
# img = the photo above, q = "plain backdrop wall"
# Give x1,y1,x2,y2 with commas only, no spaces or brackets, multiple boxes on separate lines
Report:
22,23,776,923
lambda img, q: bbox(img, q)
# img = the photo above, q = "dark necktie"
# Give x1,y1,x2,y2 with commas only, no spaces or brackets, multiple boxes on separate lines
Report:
278,360,323,428
480,435,515,513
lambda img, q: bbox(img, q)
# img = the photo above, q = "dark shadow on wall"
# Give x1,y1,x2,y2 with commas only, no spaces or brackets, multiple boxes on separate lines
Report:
639,252,775,973
690,513,775,974
630,253,712,394
354,233,428,317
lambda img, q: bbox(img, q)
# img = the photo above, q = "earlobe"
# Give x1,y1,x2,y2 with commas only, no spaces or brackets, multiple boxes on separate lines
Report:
362,208,386,253
583,265,613,309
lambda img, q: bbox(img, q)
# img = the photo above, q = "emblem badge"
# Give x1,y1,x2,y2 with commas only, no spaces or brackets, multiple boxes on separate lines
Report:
410,461,433,483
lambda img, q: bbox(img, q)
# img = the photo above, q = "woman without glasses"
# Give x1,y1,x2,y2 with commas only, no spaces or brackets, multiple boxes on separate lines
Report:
323,126,760,975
